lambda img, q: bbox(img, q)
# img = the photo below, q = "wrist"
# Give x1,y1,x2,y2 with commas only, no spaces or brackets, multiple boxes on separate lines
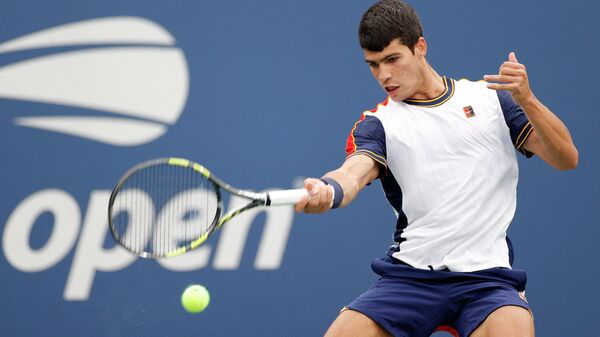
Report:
517,93,538,111
320,177,344,209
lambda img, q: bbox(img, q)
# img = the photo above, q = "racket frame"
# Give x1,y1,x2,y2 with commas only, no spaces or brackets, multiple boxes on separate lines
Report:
108,157,285,258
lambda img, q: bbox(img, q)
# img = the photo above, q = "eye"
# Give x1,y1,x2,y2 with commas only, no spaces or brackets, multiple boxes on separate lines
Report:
386,56,399,64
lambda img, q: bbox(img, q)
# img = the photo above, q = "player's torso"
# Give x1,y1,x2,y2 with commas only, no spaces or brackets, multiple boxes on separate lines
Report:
371,78,518,271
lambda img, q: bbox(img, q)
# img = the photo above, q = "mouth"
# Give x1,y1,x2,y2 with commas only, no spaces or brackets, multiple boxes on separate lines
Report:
385,86,399,94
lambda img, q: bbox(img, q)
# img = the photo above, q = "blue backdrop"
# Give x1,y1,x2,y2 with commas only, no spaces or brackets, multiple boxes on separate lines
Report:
0,1,598,336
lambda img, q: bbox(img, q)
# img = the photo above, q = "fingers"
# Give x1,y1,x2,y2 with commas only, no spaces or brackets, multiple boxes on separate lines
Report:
294,179,315,212
484,52,528,91
498,66,526,77
485,82,520,91
484,51,532,105
294,178,333,213
497,52,525,74
499,61,523,71
496,62,526,82
306,179,333,213
484,74,520,83
294,193,309,213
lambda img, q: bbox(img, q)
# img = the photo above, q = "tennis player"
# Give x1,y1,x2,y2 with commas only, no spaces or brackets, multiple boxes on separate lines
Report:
295,1,578,336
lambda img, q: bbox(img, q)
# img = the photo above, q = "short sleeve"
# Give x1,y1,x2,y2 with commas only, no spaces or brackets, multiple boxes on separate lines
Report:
345,113,387,173
497,90,534,158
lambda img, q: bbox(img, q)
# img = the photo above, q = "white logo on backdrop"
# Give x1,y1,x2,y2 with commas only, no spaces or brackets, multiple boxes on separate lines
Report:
0,17,189,146
1,18,298,301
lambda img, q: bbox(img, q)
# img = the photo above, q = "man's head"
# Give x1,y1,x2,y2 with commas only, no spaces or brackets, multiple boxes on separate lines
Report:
359,0,423,53
359,0,429,102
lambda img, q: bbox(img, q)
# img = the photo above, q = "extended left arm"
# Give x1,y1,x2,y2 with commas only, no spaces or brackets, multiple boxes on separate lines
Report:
485,52,578,170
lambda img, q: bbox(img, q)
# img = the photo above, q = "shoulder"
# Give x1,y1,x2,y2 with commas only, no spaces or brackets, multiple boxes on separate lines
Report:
366,97,392,115
349,97,393,127
455,77,492,93
454,77,502,103
345,99,389,148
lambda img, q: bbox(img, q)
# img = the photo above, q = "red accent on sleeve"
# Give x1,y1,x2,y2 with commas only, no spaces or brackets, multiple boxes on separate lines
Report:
345,98,387,156
345,113,366,156
370,97,389,112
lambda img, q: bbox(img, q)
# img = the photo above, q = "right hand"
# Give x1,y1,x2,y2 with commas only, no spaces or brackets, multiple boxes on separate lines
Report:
294,178,334,213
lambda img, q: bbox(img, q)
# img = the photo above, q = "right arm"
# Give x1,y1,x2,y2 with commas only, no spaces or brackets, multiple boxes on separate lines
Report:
294,154,381,213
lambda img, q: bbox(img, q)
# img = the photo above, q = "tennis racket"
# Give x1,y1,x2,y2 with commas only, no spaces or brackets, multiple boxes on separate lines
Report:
108,157,307,258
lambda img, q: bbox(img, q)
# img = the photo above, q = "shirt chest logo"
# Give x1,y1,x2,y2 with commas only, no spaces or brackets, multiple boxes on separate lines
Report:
463,105,476,118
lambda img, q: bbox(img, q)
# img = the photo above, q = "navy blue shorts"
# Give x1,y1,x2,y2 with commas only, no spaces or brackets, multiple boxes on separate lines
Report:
345,257,531,337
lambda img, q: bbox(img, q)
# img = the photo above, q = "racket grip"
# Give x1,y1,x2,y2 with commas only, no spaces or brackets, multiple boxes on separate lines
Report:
267,189,309,205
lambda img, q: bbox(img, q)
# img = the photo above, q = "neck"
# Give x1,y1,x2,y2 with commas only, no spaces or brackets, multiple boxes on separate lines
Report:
409,63,445,100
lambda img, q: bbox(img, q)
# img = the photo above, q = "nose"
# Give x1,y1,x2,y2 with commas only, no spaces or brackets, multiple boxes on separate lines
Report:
377,65,391,84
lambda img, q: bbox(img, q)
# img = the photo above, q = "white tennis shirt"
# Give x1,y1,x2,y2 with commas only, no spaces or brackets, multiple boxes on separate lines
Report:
346,77,533,272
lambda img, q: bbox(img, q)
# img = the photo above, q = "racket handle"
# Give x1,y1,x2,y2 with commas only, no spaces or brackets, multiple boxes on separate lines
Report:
267,189,309,206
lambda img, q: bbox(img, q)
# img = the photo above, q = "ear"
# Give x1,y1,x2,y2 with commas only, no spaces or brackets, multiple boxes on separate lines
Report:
415,37,427,57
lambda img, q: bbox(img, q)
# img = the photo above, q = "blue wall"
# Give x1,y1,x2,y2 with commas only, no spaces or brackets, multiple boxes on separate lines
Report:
0,1,598,336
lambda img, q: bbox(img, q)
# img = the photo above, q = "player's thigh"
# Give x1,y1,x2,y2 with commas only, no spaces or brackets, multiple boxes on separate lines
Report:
324,309,392,337
470,305,534,337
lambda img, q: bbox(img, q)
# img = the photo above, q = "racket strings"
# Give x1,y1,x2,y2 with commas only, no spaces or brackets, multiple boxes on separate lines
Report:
110,162,219,257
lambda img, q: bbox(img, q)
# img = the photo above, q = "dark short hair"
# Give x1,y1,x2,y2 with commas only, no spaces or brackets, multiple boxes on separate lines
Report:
358,0,423,53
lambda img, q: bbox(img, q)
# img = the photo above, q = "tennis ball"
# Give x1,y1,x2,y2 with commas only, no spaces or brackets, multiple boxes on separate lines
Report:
181,284,210,313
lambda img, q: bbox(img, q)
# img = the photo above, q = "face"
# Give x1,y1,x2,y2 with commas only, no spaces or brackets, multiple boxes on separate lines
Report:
364,38,426,102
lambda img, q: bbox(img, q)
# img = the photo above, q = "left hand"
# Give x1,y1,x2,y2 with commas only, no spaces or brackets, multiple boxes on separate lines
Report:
484,52,534,106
